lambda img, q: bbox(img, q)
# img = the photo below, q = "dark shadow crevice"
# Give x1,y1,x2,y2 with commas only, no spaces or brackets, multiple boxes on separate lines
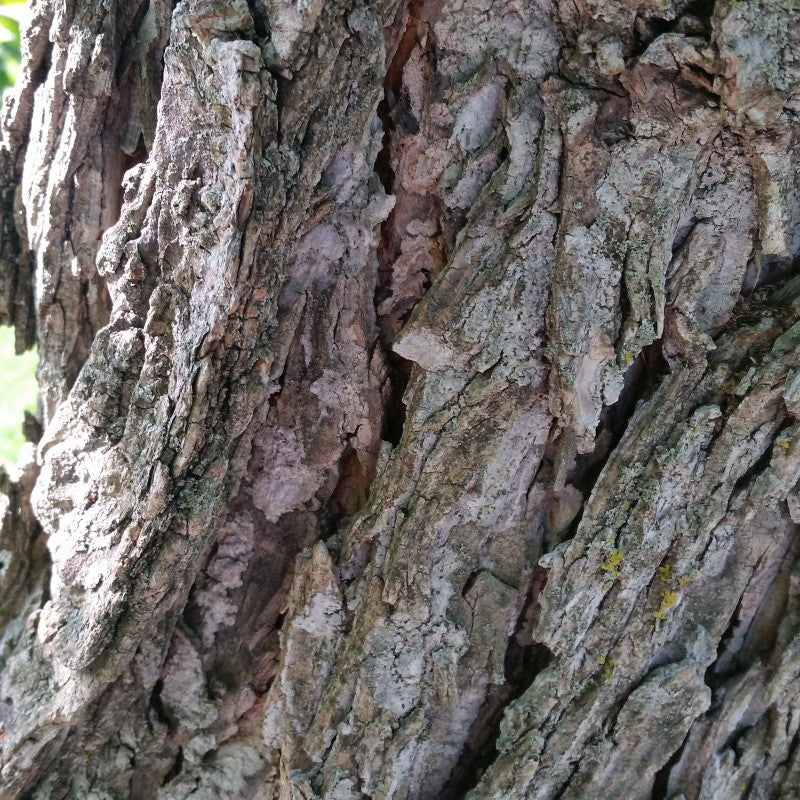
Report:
630,0,717,60
372,0,441,449
439,566,554,799
650,727,691,800
558,337,669,547
244,0,269,40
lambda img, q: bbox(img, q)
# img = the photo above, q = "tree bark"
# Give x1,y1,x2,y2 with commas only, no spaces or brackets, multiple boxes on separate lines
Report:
1,0,799,798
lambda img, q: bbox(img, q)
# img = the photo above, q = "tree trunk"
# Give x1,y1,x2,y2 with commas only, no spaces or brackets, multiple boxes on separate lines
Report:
0,0,799,797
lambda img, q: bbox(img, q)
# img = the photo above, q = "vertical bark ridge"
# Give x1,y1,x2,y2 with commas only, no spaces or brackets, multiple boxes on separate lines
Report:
10,0,176,421
1,0,406,794
0,2,53,354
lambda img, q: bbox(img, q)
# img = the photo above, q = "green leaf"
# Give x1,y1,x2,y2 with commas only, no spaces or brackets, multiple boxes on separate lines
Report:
0,38,20,63
0,14,19,36
0,39,20,63
0,1,22,96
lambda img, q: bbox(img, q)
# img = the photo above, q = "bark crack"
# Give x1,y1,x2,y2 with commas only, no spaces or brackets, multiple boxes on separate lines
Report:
439,564,554,799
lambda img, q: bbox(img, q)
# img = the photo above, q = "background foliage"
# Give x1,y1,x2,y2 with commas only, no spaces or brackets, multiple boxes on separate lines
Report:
0,0,23,95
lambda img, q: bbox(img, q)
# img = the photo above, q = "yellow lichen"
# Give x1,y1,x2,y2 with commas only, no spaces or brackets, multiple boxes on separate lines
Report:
601,657,616,679
657,563,672,582
777,438,791,450
601,549,624,575
653,589,680,621
621,346,634,366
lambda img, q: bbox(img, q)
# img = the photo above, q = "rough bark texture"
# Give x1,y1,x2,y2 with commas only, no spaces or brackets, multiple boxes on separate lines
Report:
0,0,799,798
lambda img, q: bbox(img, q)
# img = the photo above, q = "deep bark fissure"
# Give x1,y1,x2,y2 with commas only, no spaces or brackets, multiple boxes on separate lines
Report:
540,336,671,555
630,0,716,61
650,727,692,800
244,0,269,40
114,1,154,83
579,337,670,491
372,0,443,447
439,565,554,800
